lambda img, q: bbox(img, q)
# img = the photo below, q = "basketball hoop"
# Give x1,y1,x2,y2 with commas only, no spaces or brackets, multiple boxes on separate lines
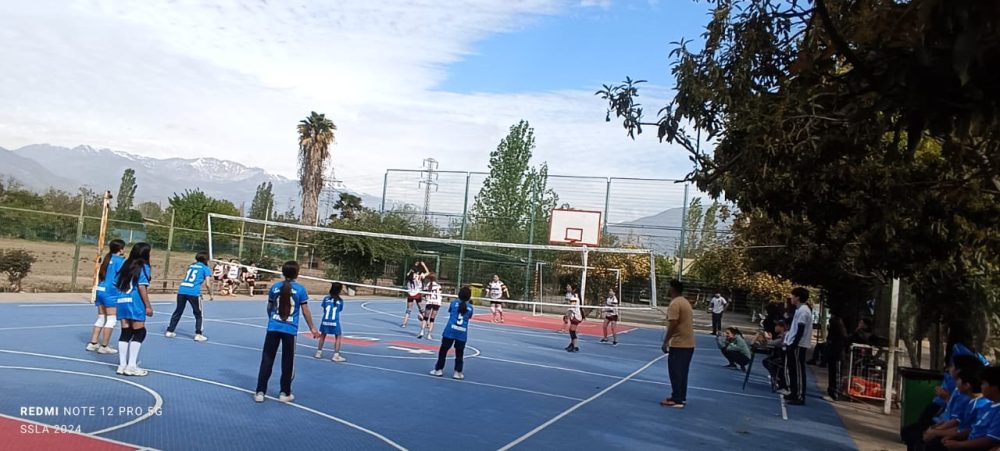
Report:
549,209,601,246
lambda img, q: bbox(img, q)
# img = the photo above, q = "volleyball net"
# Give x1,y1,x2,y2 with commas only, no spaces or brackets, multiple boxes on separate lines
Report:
206,213,658,311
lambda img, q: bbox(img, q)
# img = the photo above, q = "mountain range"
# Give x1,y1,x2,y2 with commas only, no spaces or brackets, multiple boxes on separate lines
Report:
0,144,380,213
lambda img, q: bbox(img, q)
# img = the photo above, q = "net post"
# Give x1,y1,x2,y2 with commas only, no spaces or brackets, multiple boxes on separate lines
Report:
70,195,86,291
456,172,471,288
649,250,657,308
259,205,270,259
580,245,589,310
164,209,175,279
90,191,113,302
207,213,215,262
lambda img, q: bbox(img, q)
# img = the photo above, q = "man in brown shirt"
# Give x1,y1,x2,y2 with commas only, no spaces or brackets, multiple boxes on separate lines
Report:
661,279,695,409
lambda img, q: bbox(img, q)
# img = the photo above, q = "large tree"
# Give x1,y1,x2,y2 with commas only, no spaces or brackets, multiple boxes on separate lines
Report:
114,168,138,220
600,0,1000,326
147,189,240,249
470,120,558,244
297,111,337,226
249,182,275,221
333,192,364,220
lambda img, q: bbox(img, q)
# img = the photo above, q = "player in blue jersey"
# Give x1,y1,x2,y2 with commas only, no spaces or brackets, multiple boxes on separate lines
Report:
87,239,126,354
315,282,346,362
430,286,474,380
255,261,319,403
166,252,214,341
114,243,154,376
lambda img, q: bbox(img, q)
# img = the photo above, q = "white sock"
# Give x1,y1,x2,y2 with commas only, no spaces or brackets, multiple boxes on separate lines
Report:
127,341,142,368
118,341,129,366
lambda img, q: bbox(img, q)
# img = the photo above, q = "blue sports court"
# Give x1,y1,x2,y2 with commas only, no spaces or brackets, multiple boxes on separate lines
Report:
0,299,856,450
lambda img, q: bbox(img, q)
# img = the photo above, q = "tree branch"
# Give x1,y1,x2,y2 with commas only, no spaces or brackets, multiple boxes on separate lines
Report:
814,0,876,87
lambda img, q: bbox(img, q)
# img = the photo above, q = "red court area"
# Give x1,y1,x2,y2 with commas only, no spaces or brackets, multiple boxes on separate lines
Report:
0,415,137,451
472,310,636,337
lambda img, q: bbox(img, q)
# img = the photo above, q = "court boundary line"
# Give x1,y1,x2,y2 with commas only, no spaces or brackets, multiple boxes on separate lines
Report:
0,349,407,451
0,412,157,450
0,365,163,435
204,339,583,402
498,354,667,450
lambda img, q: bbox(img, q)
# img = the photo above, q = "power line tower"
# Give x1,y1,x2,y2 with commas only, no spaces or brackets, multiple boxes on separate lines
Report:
418,158,438,222
321,165,345,224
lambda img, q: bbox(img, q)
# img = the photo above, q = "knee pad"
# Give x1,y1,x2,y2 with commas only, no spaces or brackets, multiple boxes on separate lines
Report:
570,331,578,340
94,315,106,327
119,328,134,342
429,317,435,324
132,328,147,343
103,315,117,328
405,309,412,315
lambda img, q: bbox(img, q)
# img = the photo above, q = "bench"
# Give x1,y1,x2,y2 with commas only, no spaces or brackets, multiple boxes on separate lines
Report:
149,279,268,295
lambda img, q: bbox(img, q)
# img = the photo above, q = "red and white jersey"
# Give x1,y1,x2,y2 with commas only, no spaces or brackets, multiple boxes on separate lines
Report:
488,281,505,300
213,264,226,278
424,282,442,306
568,299,582,321
406,273,424,296
227,264,240,280
603,296,619,316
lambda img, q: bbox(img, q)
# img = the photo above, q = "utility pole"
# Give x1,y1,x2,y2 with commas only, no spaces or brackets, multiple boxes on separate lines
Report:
322,165,345,223
418,158,439,223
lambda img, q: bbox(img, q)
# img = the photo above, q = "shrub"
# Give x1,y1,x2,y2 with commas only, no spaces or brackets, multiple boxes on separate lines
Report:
0,249,36,292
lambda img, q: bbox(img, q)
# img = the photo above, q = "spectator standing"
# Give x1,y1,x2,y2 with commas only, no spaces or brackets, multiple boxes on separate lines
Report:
709,293,728,336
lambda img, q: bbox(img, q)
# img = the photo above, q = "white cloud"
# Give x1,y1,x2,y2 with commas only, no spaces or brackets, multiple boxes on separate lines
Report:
0,0,689,198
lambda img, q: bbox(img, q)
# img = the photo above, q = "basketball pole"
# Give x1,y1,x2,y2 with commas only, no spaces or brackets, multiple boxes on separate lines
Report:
580,245,589,313
90,191,113,303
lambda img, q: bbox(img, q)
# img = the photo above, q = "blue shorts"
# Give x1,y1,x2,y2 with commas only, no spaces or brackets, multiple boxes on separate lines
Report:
95,290,116,308
320,324,341,336
116,297,147,322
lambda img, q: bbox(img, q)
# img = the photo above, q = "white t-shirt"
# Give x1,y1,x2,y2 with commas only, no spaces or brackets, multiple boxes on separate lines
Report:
213,264,226,278
566,294,581,319
488,281,505,300
405,273,423,296
603,296,619,316
564,291,575,303
710,296,728,314
783,304,814,349
424,282,442,306
227,264,240,280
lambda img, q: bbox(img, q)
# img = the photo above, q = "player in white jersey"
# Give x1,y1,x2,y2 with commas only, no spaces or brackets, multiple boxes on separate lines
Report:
558,284,574,333
225,259,241,296
565,287,583,352
212,262,226,294
418,274,442,340
401,261,428,328
601,288,619,346
487,274,508,323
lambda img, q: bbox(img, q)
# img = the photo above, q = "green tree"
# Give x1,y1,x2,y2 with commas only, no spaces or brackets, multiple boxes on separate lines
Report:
0,248,35,292
249,182,275,220
115,168,137,219
333,192,365,220
470,120,558,243
599,0,1000,331
136,201,162,221
680,198,702,257
147,189,240,249
317,211,416,283
298,112,337,226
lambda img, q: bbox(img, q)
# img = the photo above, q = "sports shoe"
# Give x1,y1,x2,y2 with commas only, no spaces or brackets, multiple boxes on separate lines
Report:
86,342,99,352
193,334,208,342
612,341,618,346
776,388,791,396
278,393,295,403
453,372,464,380
98,346,118,354
116,365,126,375
254,392,265,403
417,331,424,339
429,369,443,377
426,334,433,340
400,323,407,328
660,398,685,409
314,350,323,359
124,366,148,377
600,338,608,343
332,353,346,363
565,344,574,352
165,331,176,338
572,346,580,352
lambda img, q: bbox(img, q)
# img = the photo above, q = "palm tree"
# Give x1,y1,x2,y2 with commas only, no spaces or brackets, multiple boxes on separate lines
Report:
297,111,337,226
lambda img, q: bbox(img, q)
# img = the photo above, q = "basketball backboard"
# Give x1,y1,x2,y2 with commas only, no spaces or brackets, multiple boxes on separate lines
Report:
548,209,602,246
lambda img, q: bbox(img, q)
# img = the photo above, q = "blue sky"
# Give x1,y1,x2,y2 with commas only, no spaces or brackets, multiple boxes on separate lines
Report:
442,1,710,94
0,1,714,196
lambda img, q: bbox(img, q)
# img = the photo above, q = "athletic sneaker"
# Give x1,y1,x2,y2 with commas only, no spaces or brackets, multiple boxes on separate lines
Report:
776,388,791,396
86,342,99,352
417,330,424,339
600,338,608,343
429,369,443,377
254,392,265,403
453,372,464,380
278,393,295,403
612,341,618,346
572,347,580,352
116,365,126,375
124,366,148,377
400,323,406,328
332,353,346,363
426,334,433,340
165,331,176,338
314,350,323,359
97,346,118,354
193,334,208,342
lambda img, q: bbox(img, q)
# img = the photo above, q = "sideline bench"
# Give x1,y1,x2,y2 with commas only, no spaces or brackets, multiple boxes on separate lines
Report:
149,279,269,295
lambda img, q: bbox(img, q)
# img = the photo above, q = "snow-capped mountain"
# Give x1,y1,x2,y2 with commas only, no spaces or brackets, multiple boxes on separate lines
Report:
0,143,379,213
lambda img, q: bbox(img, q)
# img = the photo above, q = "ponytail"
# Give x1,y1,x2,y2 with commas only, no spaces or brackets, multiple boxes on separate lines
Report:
116,243,151,292
278,261,300,321
457,286,471,315
99,239,126,282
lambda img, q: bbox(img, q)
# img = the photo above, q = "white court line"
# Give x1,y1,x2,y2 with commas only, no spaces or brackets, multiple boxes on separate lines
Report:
0,365,163,435
0,412,158,451
0,349,407,451
779,394,788,420
498,354,667,451
0,317,265,332
17,303,172,308
206,340,582,402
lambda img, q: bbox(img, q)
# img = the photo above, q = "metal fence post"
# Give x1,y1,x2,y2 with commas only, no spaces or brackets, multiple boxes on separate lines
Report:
238,218,245,260
523,186,537,301
603,178,611,235
164,210,175,279
380,172,389,213
70,196,85,291
456,173,471,288
293,230,300,261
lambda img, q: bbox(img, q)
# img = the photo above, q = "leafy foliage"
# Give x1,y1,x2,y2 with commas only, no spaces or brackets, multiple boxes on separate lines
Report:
114,168,138,220
136,201,162,221
249,182,275,221
147,190,240,249
316,211,417,283
297,111,337,226
333,192,365,220
0,248,36,292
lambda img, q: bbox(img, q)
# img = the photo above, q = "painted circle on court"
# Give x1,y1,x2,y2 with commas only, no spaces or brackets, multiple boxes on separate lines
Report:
0,365,163,435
